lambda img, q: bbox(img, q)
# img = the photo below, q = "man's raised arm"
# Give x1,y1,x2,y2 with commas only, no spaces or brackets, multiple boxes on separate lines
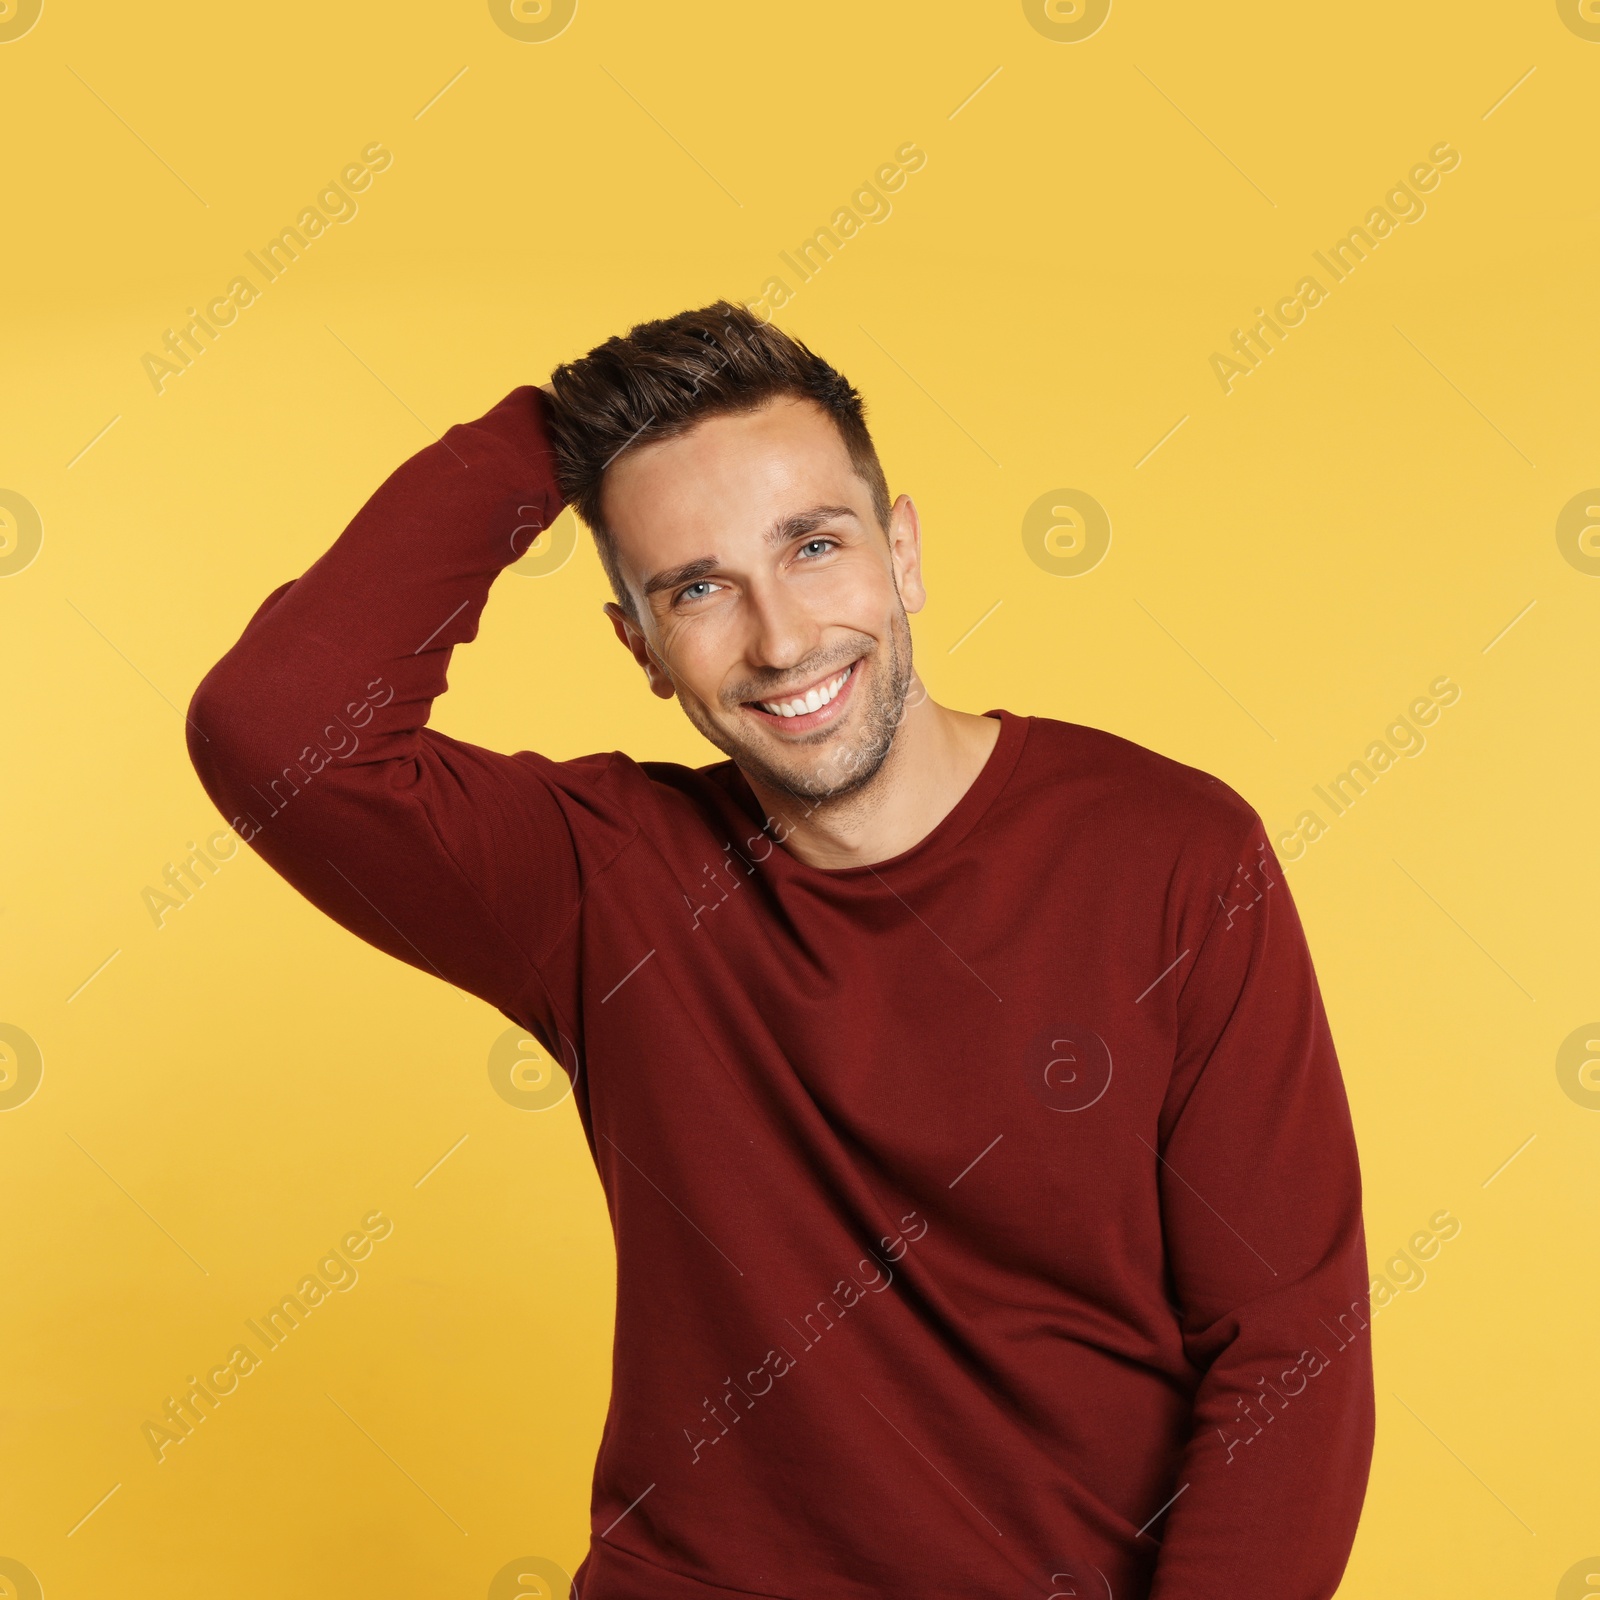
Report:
1147,819,1375,1599
186,385,592,1019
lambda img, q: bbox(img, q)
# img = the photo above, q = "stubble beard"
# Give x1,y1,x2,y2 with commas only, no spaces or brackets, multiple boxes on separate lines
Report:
677,600,917,810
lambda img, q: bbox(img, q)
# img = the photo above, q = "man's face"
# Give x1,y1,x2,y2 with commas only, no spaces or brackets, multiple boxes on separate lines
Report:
600,395,926,805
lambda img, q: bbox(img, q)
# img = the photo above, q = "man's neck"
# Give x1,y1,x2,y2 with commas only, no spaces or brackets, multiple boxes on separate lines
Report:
744,690,1002,871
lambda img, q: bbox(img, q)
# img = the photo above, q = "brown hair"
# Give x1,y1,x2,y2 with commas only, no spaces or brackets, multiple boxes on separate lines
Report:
544,299,892,617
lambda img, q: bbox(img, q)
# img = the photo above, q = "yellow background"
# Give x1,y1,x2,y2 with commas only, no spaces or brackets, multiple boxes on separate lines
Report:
3,0,1597,1594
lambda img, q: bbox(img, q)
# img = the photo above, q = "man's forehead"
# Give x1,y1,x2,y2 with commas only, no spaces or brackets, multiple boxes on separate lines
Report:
602,396,865,555
611,394,847,487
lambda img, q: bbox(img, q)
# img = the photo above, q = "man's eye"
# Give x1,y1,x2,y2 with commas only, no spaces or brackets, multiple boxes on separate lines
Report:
798,538,835,558
677,580,717,605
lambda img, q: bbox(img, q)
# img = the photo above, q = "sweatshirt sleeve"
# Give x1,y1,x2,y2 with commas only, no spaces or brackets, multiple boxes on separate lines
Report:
1146,814,1375,1599
185,385,598,1035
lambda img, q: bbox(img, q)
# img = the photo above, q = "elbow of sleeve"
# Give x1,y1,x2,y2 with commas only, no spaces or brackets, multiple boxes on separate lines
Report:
186,579,304,799
185,662,258,816
186,647,415,836
186,648,313,822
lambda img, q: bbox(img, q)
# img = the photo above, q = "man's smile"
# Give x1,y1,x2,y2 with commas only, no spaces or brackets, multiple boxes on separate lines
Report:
741,659,861,734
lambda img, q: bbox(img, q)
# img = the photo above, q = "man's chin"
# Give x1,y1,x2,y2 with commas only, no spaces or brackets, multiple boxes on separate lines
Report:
726,715,881,802
680,694,883,806
748,738,888,805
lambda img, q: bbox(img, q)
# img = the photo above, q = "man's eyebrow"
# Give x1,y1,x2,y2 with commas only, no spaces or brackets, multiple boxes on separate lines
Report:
764,504,860,547
640,505,862,599
642,556,719,599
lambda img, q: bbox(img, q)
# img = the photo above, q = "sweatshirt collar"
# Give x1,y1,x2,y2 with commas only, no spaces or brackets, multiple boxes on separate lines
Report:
723,708,1030,883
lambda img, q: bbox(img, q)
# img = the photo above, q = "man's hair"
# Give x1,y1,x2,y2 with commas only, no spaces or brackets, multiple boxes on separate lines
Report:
544,300,892,618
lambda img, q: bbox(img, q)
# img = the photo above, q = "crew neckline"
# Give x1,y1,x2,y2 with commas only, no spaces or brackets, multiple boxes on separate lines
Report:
720,708,1030,882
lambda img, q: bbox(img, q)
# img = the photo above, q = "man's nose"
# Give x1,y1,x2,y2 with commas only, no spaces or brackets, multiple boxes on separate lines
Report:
744,576,821,673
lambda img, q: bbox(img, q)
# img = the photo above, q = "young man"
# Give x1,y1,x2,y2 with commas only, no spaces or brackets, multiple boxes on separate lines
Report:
187,302,1374,1599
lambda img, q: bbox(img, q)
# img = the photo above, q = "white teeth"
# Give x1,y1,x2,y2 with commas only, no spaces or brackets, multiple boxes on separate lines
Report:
758,664,852,719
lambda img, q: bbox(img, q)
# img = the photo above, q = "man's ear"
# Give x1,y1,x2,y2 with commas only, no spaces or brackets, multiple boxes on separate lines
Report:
887,493,927,616
604,602,676,699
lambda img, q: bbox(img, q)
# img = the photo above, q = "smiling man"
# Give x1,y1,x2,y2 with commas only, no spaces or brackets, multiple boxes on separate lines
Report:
188,301,1374,1600
549,311,1003,873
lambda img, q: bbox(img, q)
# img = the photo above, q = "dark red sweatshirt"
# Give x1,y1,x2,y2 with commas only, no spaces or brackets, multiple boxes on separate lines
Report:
186,387,1374,1600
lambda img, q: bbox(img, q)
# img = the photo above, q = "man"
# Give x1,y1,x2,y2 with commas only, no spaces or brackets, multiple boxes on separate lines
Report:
187,301,1374,1598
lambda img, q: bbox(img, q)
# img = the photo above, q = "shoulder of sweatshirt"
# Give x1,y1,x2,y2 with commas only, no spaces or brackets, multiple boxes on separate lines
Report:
1002,712,1265,864
499,716,1267,881
498,744,751,858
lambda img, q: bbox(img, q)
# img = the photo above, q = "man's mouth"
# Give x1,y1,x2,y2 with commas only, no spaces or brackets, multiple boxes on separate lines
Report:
743,661,859,732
